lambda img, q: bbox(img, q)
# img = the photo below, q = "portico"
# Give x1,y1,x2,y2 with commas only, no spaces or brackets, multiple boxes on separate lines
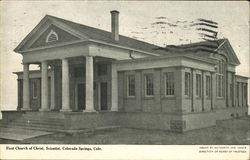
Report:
21,54,118,112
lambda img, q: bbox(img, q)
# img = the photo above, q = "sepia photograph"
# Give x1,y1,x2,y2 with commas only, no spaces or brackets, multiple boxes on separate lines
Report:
0,1,249,159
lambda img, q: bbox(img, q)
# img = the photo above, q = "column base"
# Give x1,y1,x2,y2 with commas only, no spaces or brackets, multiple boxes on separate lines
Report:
50,105,56,110
60,108,72,112
21,107,32,111
83,109,96,112
111,108,118,111
39,108,50,112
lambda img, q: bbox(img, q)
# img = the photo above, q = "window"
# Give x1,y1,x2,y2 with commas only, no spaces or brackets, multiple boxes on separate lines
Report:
242,83,244,106
244,84,247,98
98,64,107,76
145,74,154,96
46,30,58,43
216,60,225,97
196,74,201,97
236,82,239,106
32,81,38,99
165,72,174,96
205,75,211,97
244,84,248,103
185,72,191,96
230,84,234,106
127,75,135,97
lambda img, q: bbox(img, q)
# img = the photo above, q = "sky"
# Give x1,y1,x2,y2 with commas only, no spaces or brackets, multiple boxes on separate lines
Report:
0,1,249,111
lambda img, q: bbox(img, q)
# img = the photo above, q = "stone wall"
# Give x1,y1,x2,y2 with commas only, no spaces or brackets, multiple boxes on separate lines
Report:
119,112,183,131
182,111,216,131
64,112,120,130
119,67,182,113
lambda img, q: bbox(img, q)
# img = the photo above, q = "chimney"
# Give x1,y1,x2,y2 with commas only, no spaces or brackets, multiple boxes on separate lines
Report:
110,10,119,41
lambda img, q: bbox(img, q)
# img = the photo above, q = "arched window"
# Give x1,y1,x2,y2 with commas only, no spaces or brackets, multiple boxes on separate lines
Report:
216,60,225,97
46,30,58,43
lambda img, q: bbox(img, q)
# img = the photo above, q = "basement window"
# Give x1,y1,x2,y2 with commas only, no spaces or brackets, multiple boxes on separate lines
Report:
46,30,58,43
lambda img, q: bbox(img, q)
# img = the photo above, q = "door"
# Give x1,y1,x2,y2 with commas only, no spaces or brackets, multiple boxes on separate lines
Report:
100,82,108,110
77,83,85,110
30,79,41,111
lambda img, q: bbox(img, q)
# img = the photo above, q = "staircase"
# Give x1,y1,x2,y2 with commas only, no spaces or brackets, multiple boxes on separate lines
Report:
0,112,66,132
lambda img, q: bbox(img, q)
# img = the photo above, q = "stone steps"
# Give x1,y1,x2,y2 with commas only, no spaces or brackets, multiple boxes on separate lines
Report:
0,112,66,132
19,117,65,124
0,122,65,132
22,112,65,119
0,125,64,133
9,120,64,127
1,120,64,129
0,129,54,141
9,123,64,130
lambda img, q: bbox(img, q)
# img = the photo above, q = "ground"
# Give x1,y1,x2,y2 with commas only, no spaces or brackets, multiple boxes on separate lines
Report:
0,118,249,145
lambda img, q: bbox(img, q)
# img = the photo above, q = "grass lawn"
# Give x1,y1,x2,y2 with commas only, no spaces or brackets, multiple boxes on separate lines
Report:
0,119,249,145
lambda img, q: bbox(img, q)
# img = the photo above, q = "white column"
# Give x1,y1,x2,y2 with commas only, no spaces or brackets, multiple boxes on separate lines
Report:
50,66,55,110
40,61,49,111
85,56,95,112
111,62,118,111
22,63,30,110
61,58,71,111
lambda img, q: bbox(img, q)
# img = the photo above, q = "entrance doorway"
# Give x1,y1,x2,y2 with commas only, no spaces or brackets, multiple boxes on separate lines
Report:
77,83,85,110
100,82,108,110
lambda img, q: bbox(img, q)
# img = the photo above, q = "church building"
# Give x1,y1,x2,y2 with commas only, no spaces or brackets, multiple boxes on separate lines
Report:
3,10,248,132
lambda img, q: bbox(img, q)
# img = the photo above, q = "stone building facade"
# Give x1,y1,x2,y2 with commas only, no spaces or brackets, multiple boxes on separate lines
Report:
6,10,249,132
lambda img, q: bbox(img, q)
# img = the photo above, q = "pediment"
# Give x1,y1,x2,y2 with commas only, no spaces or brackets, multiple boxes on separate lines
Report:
14,15,88,52
30,24,80,49
217,39,240,66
